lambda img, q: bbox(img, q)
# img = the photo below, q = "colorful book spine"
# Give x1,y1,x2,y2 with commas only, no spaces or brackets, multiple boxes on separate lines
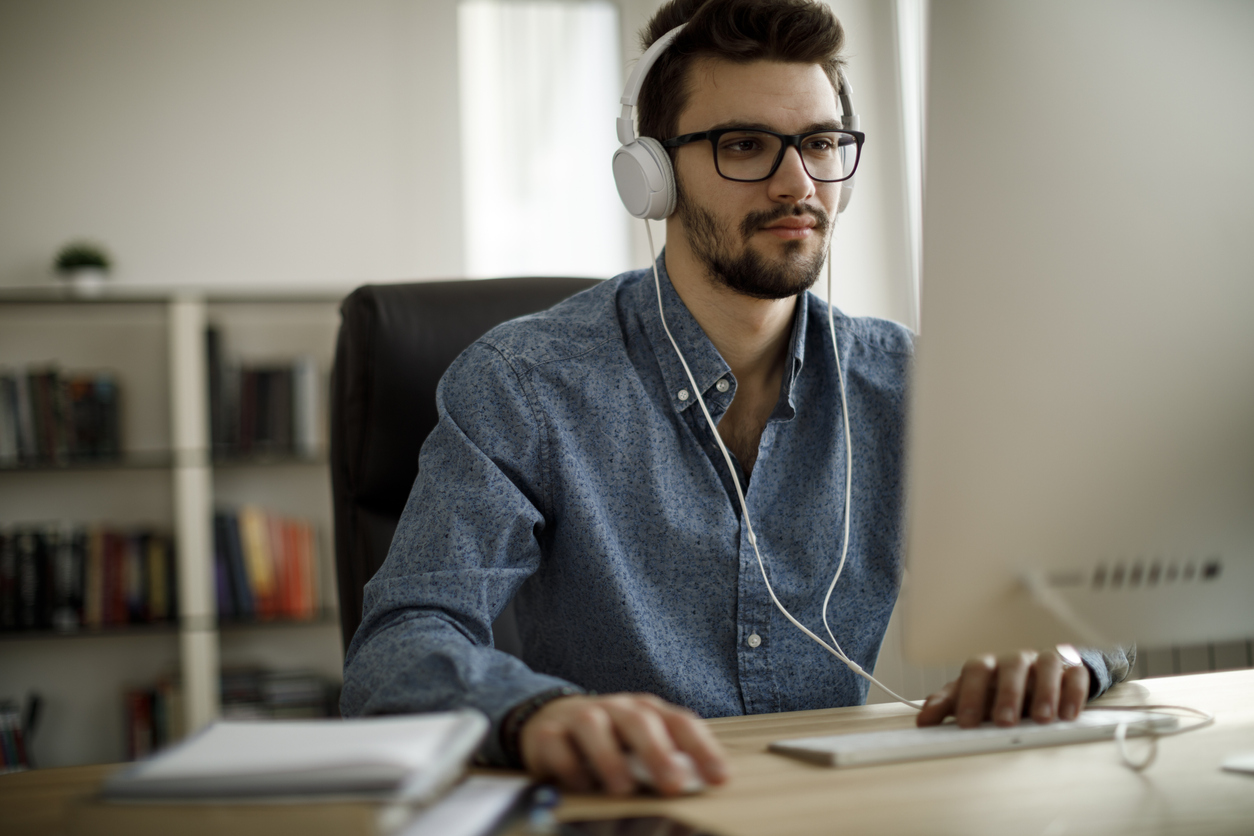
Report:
211,508,319,623
0,523,176,634
238,506,277,619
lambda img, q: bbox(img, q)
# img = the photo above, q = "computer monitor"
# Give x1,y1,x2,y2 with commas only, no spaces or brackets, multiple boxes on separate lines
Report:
901,1,1254,664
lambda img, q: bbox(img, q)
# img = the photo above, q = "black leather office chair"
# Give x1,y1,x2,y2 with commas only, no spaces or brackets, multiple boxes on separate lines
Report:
330,277,600,656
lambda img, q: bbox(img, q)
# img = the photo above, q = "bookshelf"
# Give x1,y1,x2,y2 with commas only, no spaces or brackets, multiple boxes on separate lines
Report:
0,286,347,767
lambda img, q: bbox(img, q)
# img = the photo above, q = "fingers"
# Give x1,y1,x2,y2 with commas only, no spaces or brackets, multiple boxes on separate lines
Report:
1026,646,1092,723
656,699,730,785
916,680,956,726
1028,650,1065,723
566,700,637,795
600,696,685,794
991,650,1038,727
953,654,998,728
1059,657,1090,720
518,693,730,797
917,648,1093,729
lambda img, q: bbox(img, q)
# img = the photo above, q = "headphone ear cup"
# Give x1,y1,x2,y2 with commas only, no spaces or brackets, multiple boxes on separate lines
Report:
612,137,676,220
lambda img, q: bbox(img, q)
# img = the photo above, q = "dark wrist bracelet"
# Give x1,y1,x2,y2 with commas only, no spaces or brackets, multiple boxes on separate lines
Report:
501,686,584,769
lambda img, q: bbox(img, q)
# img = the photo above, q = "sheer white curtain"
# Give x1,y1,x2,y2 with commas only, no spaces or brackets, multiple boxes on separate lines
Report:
895,0,927,333
458,0,628,279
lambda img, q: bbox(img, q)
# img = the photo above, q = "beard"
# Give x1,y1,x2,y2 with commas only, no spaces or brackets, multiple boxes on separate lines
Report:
675,184,831,301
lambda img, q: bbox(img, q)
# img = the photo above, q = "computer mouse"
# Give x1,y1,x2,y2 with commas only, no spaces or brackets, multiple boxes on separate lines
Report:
625,750,707,795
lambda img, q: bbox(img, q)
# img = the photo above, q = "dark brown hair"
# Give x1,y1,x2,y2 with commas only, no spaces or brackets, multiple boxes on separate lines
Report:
637,0,846,142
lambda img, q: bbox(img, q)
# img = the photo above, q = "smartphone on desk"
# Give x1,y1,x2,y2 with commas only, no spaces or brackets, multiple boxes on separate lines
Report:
560,817,720,836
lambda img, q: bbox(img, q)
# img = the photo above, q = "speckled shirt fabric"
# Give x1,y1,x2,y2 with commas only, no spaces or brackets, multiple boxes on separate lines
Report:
340,254,1122,765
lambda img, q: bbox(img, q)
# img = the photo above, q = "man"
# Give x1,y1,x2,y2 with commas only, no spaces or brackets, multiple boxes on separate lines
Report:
341,0,1130,797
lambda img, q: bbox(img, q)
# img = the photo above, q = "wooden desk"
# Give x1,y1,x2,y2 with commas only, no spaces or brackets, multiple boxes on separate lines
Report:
3,669,1252,836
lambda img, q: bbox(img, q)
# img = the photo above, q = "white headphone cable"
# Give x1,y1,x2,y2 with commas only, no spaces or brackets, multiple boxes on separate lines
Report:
819,250,855,664
644,219,920,710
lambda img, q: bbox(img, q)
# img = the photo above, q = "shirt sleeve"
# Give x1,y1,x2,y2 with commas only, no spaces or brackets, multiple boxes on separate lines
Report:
1078,644,1137,700
339,340,581,765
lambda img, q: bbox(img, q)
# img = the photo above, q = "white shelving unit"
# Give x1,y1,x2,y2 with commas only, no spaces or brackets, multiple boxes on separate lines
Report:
0,286,347,767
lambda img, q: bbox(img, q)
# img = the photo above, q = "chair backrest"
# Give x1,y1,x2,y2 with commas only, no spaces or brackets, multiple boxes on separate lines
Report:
330,277,600,654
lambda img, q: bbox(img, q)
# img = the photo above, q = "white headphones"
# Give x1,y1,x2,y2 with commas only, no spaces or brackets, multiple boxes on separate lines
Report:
611,24,861,221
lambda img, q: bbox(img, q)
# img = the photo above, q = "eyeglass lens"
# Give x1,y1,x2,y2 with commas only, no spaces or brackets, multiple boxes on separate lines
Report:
715,131,857,182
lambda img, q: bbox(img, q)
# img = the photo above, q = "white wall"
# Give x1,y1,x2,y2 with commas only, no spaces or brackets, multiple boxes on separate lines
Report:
0,0,463,288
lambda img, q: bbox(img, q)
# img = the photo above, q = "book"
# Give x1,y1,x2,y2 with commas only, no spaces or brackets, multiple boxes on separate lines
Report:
0,368,121,466
83,527,105,629
50,522,83,632
147,533,172,622
221,512,254,618
0,700,29,773
212,515,235,620
0,532,16,630
1,523,175,633
237,506,277,619
13,370,37,463
101,710,489,802
14,530,39,629
0,375,18,466
203,326,322,460
292,356,319,458
296,519,317,618
220,668,335,720
213,507,317,622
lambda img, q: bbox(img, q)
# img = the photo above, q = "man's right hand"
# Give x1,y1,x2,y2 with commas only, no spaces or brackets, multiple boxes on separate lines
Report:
517,693,730,796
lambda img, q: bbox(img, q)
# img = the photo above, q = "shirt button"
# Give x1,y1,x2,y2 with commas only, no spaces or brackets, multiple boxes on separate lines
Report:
678,389,689,401
747,633,762,648
715,378,730,393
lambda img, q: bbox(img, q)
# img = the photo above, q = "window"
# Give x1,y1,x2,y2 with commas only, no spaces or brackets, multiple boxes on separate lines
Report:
458,1,628,279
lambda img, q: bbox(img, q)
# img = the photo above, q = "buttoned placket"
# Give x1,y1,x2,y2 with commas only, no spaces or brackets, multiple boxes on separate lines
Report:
734,416,790,714
644,255,810,717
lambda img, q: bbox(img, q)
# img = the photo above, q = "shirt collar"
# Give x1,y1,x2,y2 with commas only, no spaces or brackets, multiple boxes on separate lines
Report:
635,250,809,420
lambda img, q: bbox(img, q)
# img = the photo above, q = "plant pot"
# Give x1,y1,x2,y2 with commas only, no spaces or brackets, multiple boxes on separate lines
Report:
60,267,108,297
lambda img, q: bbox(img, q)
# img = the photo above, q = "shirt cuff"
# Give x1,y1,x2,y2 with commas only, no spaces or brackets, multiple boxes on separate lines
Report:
1078,644,1137,700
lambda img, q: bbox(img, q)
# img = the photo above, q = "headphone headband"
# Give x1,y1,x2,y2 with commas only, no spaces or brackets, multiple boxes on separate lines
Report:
617,25,687,146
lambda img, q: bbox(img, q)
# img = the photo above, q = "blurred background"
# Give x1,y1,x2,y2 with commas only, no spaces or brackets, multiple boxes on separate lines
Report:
0,0,922,325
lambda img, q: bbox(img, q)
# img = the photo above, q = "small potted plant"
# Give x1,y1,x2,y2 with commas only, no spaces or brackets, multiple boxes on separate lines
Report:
54,241,112,296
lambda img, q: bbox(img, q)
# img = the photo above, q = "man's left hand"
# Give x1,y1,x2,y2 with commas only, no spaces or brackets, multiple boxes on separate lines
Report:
916,645,1090,728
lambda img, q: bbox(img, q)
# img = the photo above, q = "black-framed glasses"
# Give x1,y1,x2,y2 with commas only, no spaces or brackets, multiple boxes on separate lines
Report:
661,128,865,183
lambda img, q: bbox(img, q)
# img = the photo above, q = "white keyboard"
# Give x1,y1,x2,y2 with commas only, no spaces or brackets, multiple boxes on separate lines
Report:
769,710,1177,768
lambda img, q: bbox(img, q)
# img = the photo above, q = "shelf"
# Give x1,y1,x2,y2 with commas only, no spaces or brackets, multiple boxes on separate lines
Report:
0,292,343,766
0,613,338,642
0,452,173,473
0,451,330,474
0,285,351,305
0,624,179,642
212,452,329,468
218,611,340,633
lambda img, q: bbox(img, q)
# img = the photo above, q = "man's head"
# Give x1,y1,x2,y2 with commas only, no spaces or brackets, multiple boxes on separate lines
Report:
638,0,848,300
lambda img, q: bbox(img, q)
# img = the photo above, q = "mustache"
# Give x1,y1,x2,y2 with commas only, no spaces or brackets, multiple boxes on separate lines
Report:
739,203,831,241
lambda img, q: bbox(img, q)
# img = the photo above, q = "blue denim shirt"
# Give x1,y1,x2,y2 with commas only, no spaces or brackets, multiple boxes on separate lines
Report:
340,256,1125,764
